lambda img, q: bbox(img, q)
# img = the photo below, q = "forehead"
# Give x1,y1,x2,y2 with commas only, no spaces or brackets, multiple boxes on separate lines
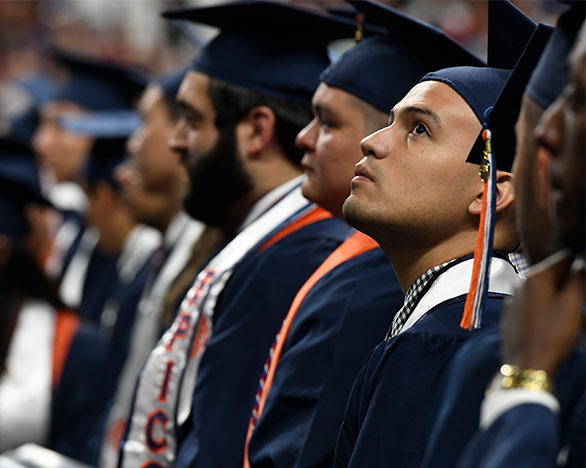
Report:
569,37,586,87
139,84,165,114
177,71,213,108
395,80,476,122
40,100,85,120
313,82,362,111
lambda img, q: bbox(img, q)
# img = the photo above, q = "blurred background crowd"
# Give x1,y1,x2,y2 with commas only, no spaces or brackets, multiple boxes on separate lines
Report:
0,0,566,132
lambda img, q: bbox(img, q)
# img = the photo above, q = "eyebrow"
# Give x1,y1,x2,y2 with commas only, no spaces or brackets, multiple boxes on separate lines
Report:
178,99,204,120
312,102,333,117
403,105,442,128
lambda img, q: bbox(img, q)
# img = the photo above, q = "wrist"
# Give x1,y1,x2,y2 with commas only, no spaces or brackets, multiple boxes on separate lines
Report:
488,364,554,395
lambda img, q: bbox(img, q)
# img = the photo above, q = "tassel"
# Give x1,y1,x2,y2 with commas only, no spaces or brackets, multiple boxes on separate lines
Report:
461,128,497,329
355,13,364,43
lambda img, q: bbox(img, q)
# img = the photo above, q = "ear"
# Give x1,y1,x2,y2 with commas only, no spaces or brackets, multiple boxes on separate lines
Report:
468,170,515,215
238,105,276,159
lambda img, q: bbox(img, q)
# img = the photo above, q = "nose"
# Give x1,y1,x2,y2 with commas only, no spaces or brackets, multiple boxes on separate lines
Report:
360,126,388,160
126,125,143,157
535,96,564,159
32,125,51,161
295,117,318,152
168,118,188,155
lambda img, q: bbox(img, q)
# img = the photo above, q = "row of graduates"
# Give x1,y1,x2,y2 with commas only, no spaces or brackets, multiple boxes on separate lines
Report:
0,0,584,467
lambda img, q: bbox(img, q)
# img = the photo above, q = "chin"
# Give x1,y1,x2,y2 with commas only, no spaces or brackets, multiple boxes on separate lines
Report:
343,194,369,231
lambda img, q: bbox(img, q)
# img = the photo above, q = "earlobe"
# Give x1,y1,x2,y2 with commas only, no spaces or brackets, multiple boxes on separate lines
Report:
468,170,515,216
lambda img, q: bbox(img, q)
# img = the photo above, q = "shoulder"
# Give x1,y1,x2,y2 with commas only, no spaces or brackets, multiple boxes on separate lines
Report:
409,294,507,337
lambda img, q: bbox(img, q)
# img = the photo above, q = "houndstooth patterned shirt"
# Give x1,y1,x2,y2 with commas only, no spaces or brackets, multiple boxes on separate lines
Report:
386,259,457,339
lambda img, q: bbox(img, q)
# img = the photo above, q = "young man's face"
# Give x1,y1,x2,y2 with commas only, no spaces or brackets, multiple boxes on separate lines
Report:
343,80,482,246
118,84,188,226
169,71,252,227
536,37,586,254
33,101,93,183
296,83,383,219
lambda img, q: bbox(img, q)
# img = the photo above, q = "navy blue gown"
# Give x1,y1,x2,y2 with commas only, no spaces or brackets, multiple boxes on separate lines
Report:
421,328,585,468
50,246,155,465
174,216,351,468
248,247,403,468
333,294,507,468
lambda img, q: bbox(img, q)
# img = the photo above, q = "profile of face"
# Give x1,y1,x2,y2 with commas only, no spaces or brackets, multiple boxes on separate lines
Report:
296,83,385,219
342,80,482,246
511,95,553,265
117,84,188,228
169,71,253,227
536,32,586,255
32,101,93,183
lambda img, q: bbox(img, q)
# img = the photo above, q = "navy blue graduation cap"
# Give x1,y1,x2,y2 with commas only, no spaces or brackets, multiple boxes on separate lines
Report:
59,111,139,189
319,0,483,114
487,0,538,69
0,140,50,239
527,2,586,109
156,65,190,102
50,47,149,111
162,1,358,104
418,1,545,330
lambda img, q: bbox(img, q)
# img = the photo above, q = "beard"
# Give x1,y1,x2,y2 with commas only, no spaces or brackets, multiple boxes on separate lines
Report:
183,126,253,228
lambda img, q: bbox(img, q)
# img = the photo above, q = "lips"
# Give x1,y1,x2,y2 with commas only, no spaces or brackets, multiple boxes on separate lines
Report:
353,159,375,182
300,154,314,173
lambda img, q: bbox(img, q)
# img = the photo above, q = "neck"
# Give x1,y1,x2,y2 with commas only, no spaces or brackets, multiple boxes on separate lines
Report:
98,212,137,254
380,230,478,292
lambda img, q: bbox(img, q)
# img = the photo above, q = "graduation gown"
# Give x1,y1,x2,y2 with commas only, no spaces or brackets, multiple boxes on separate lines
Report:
173,216,352,468
333,257,520,468
247,244,403,468
421,329,585,468
50,225,161,465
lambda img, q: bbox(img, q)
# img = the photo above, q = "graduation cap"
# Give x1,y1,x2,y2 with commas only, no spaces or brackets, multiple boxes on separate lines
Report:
162,0,358,104
526,2,586,109
50,47,149,111
418,1,548,330
0,141,51,240
59,111,139,189
156,65,190,102
318,0,484,114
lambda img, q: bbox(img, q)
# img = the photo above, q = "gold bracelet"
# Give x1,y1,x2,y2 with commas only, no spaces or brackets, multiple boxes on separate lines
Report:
499,364,554,393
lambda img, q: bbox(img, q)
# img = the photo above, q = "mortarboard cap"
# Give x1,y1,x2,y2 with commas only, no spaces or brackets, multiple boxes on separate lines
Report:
421,0,538,170
59,111,139,189
319,0,483,113
526,3,586,109
156,65,190,102
487,0,538,69
467,24,553,171
0,142,51,239
50,47,149,111
162,1,357,104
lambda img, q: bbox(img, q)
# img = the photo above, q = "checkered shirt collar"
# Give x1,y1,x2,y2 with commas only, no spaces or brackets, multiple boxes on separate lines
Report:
386,258,457,339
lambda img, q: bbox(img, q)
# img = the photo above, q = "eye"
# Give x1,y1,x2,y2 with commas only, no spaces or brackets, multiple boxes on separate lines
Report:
411,122,428,136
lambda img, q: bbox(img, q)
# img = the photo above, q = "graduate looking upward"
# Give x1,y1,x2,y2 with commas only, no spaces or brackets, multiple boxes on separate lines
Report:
420,6,586,467
334,1,544,466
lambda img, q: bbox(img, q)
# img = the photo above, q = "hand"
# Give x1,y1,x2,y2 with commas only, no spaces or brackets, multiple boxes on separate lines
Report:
502,250,585,375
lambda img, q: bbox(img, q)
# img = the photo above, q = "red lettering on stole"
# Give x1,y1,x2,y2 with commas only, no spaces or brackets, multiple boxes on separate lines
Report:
145,409,169,453
165,312,191,351
158,361,174,403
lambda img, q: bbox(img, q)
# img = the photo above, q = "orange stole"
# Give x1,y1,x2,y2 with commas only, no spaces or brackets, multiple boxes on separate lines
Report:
243,231,379,468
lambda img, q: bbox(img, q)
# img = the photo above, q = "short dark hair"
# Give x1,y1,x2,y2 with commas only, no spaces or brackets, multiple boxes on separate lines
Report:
207,78,313,165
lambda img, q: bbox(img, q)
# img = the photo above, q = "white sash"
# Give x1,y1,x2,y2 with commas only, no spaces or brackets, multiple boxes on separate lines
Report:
120,184,312,468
